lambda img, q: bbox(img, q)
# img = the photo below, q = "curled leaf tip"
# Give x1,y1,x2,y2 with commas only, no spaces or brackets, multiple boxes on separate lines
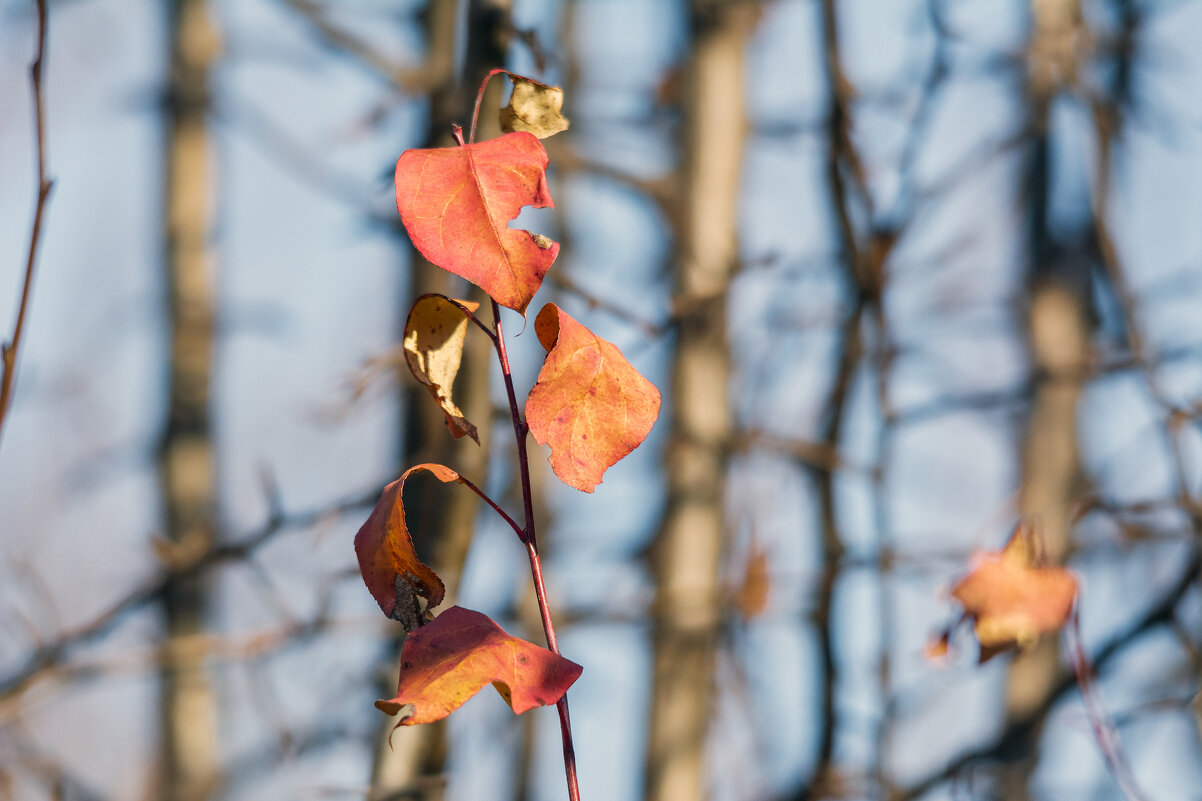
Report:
354,465,466,625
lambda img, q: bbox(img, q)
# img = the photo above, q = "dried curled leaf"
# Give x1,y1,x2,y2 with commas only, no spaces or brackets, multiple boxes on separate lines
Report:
525,303,661,493
395,132,559,314
948,523,1079,662
500,75,570,139
404,294,481,444
354,464,461,629
376,606,583,726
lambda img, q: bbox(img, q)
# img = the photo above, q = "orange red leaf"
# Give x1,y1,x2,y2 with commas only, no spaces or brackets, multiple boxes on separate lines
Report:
948,523,1079,662
375,606,582,725
395,132,559,314
525,303,661,493
354,464,460,628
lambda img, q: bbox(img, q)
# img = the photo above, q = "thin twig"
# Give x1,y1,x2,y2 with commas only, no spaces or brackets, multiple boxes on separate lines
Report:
1066,609,1153,801
0,488,379,703
468,68,508,145
490,298,581,801
455,473,523,540
277,0,427,93
0,0,54,449
788,4,868,798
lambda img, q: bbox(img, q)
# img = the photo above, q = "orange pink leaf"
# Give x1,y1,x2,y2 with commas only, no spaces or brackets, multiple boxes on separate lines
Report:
949,523,1079,662
395,132,558,314
525,303,661,493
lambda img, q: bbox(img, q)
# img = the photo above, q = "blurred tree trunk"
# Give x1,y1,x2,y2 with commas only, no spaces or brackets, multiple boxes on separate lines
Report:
369,1,510,796
644,3,756,800
1005,0,1088,794
157,2,220,800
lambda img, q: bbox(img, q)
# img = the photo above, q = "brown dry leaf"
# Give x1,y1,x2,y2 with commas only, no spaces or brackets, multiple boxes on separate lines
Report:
500,76,570,139
403,294,481,444
734,543,771,620
949,523,1079,662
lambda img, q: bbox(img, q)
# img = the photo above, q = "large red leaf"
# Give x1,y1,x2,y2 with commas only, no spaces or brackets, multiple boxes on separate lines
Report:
376,606,582,725
525,303,661,493
354,464,460,629
395,132,559,314
948,523,1079,662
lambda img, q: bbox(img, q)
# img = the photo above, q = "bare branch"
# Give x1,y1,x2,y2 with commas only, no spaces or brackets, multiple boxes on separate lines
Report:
0,488,378,705
0,0,54,450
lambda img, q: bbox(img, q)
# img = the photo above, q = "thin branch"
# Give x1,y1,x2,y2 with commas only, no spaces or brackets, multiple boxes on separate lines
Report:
490,298,581,801
277,0,430,93
468,69,508,145
455,473,523,541
0,488,378,704
547,271,665,339
0,0,54,449
787,4,871,798
1066,609,1152,801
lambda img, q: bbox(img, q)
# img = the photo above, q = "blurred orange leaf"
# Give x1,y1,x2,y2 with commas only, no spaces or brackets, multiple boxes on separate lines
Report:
949,523,1078,662
376,606,583,725
525,303,661,493
394,132,558,314
734,542,771,620
404,294,481,444
354,464,460,628
924,630,952,662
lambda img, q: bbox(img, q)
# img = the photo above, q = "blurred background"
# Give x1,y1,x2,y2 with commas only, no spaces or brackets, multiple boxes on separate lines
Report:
2,0,1201,799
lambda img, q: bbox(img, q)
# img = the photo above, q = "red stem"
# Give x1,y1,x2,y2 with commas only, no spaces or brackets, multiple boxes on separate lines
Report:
1066,608,1152,801
492,299,581,801
0,0,53,450
455,474,523,541
492,300,537,544
450,297,497,344
468,68,510,145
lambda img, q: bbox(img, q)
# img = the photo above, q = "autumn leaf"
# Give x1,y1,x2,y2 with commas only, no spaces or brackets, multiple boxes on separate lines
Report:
395,132,559,314
525,303,661,493
404,294,481,444
733,542,771,621
924,630,953,662
501,75,570,139
376,606,582,726
948,523,1079,662
354,464,461,629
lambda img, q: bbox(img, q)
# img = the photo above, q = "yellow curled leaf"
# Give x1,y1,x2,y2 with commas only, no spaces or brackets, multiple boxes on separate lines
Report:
500,76,570,140
404,294,481,444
